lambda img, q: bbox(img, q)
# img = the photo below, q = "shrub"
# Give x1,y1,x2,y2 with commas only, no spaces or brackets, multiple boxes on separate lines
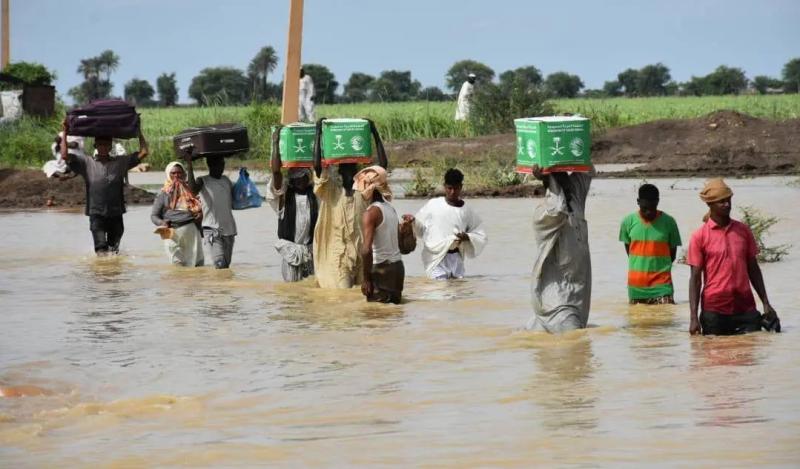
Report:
468,78,553,135
738,206,791,262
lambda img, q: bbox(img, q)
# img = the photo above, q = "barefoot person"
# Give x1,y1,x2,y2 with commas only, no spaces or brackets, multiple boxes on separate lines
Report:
150,161,204,267
357,166,406,304
619,183,682,304
687,178,780,335
410,168,487,280
526,165,594,333
61,119,149,255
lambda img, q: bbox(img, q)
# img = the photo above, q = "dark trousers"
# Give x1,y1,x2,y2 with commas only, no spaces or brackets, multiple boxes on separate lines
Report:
368,260,405,305
700,310,761,336
89,215,124,254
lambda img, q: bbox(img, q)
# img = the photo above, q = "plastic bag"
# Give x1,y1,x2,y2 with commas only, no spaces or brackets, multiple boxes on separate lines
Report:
232,167,262,210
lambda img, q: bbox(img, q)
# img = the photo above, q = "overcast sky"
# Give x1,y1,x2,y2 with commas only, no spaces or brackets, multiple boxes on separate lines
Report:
11,0,800,103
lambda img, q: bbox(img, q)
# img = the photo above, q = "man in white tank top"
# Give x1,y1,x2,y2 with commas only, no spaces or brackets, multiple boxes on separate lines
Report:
354,166,408,304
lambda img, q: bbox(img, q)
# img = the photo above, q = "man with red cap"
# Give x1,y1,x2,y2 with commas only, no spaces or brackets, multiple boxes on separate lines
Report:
687,178,780,335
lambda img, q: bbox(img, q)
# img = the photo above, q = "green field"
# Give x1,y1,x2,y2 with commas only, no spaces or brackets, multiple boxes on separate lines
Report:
2,95,799,169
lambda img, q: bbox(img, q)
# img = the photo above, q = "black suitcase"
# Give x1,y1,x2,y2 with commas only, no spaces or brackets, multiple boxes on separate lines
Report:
67,99,140,138
173,123,249,159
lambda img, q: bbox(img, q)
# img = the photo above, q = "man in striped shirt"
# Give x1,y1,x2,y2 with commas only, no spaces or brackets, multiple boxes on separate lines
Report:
619,184,682,304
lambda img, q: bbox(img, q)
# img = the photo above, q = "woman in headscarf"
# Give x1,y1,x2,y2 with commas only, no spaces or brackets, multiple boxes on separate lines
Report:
150,161,204,267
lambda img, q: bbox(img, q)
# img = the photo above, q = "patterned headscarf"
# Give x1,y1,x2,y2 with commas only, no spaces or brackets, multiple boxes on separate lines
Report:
353,165,392,202
162,161,202,218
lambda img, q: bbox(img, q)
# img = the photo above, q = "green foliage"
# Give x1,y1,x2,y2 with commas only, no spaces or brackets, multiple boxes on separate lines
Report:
124,78,155,106
243,103,281,159
248,46,278,102
685,66,748,96
617,68,639,96
739,206,791,262
603,80,622,97
545,72,584,98
636,63,671,96
69,50,120,104
446,60,495,93
499,66,543,91
0,112,62,167
0,62,56,90
188,67,250,106
782,58,800,93
369,70,421,102
418,86,449,102
303,64,338,104
752,75,784,94
343,72,375,103
404,168,436,197
156,73,179,106
469,78,554,134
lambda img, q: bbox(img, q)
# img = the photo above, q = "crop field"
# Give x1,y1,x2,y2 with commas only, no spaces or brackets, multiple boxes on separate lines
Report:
1,94,798,169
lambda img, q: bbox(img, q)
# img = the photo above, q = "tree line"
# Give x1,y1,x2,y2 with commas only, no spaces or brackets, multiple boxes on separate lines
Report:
4,47,798,106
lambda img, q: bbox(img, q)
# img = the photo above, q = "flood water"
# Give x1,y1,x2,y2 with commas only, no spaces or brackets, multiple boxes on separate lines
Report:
1,177,799,467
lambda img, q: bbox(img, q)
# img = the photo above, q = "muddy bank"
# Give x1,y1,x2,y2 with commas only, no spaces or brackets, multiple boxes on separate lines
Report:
388,110,800,177
0,169,154,210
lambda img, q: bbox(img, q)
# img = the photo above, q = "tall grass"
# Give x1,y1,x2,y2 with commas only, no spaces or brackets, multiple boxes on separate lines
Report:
2,94,799,169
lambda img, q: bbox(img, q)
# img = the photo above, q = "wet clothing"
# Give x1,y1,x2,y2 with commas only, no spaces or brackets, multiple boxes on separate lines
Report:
313,166,367,289
526,171,593,333
619,211,681,301
687,218,758,315
455,81,474,121
67,152,141,217
150,191,198,227
267,179,318,282
368,260,405,304
370,201,402,264
630,294,675,305
89,215,124,254
299,74,316,122
164,223,204,267
198,175,236,269
203,228,234,269
700,310,761,336
412,197,487,280
430,252,465,280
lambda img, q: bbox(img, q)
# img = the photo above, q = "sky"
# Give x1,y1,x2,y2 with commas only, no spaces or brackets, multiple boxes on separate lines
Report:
10,0,800,103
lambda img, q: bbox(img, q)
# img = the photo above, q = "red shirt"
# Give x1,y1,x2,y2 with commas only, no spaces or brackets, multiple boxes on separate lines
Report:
687,218,758,314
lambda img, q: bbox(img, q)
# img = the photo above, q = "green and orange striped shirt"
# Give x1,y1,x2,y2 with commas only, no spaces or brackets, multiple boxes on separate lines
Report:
619,211,682,300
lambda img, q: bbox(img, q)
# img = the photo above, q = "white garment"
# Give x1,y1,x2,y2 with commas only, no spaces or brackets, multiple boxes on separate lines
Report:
370,201,402,264
93,142,127,158
44,134,86,178
299,75,316,122
413,197,487,279
430,252,465,280
526,171,593,333
275,239,314,282
267,179,312,245
164,223,204,267
0,90,23,123
454,81,474,121
267,179,315,282
199,175,237,236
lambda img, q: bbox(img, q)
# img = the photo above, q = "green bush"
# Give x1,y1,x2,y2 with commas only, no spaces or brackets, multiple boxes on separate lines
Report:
739,206,791,262
468,78,553,135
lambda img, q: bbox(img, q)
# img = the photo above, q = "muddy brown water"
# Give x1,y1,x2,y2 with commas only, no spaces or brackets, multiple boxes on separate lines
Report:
1,177,799,467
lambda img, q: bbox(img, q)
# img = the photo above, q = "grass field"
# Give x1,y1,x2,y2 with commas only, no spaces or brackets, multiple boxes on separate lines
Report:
2,94,799,169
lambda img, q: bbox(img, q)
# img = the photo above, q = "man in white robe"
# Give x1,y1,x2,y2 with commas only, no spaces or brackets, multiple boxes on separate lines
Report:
409,168,487,279
526,166,594,333
298,67,316,123
454,73,476,121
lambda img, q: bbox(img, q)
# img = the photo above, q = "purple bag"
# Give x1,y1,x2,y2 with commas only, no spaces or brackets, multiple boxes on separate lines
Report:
67,99,140,139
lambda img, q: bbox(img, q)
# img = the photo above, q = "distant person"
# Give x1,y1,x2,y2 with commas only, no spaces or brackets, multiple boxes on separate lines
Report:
409,168,487,280
454,73,476,121
526,165,594,333
357,166,406,304
619,184,681,304
268,134,318,282
186,154,237,269
687,178,780,335
61,119,149,256
150,161,204,267
299,67,316,123
44,131,84,178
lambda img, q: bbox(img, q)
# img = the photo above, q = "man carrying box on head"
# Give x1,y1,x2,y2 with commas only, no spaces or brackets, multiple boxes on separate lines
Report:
526,165,594,333
268,130,318,282
61,118,149,255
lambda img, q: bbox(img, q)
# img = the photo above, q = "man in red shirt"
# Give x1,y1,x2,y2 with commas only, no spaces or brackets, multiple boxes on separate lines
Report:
687,178,779,335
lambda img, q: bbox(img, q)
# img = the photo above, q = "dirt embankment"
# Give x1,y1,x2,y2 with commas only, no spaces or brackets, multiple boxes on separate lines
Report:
388,110,800,177
0,169,154,210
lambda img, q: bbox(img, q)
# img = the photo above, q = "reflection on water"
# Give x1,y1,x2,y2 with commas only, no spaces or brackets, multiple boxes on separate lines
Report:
1,177,799,466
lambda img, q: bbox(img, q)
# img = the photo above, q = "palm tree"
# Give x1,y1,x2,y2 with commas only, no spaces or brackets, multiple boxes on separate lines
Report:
77,58,100,80
247,46,278,101
98,50,120,82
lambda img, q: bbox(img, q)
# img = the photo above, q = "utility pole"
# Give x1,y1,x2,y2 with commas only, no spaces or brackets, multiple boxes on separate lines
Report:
1,0,9,69
280,0,303,124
